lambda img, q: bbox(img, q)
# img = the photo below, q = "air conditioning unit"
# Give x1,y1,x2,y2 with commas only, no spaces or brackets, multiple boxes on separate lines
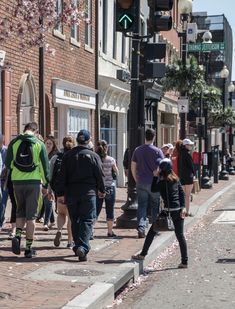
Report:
186,23,198,43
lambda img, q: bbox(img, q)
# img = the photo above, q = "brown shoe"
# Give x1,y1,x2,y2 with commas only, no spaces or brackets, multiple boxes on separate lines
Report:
132,254,145,260
178,263,188,269
138,231,145,238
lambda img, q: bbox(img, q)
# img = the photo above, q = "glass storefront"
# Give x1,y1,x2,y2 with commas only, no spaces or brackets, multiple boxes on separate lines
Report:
100,111,117,160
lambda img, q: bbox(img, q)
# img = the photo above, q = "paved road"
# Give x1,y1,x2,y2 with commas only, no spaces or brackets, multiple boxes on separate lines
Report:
113,188,235,309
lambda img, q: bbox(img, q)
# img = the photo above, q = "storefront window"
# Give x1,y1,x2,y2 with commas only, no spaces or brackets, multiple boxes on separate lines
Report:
68,108,89,139
100,111,117,160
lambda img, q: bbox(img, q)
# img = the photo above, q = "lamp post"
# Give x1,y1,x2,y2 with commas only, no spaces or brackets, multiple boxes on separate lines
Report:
201,30,213,189
228,81,235,174
219,65,230,180
178,0,192,139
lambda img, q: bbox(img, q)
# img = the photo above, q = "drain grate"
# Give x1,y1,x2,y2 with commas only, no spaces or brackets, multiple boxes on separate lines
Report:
0,292,11,300
55,268,104,277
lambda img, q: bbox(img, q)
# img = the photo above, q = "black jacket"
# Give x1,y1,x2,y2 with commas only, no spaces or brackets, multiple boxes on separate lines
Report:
56,146,105,197
152,178,185,211
178,147,194,185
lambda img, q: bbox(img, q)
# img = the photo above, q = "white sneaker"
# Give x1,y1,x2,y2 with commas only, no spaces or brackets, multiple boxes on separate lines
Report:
43,225,49,231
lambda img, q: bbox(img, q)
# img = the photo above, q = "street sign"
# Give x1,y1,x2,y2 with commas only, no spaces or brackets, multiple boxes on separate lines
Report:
118,13,134,31
178,98,189,113
188,42,225,52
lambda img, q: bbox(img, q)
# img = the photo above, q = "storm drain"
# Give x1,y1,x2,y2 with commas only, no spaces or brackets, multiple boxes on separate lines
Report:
55,268,104,277
0,292,11,300
217,258,235,264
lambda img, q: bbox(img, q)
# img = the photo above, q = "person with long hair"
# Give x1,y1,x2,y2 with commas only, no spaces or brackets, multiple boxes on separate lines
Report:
178,139,195,216
96,140,119,237
132,158,188,269
52,136,75,249
42,135,58,230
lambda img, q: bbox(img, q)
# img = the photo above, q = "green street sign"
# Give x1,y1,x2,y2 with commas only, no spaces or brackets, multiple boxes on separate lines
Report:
188,42,225,52
118,13,134,31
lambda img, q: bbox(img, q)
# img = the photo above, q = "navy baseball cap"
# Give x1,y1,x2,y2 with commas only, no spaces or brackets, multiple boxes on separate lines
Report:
76,129,91,144
159,158,172,173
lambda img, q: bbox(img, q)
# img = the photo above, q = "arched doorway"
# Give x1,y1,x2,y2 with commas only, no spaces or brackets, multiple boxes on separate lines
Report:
17,71,38,133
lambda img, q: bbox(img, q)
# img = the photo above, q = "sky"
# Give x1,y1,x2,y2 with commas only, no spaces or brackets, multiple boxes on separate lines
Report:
193,0,235,79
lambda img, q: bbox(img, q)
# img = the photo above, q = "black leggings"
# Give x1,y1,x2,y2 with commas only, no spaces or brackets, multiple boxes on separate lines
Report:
140,210,188,264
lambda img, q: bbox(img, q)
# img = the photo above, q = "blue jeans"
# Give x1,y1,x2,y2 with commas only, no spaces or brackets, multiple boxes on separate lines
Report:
0,181,8,227
96,186,116,220
43,195,55,226
136,183,160,233
67,195,96,255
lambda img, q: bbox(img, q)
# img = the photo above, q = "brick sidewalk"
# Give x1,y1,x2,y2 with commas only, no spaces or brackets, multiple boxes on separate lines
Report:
0,176,235,309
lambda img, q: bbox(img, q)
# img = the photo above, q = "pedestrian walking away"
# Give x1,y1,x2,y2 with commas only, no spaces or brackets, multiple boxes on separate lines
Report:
132,158,188,269
5,122,50,258
131,128,164,238
56,129,105,262
178,138,195,216
0,134,8,230
95,139,119,237
42,135,58,231
51,135,75,249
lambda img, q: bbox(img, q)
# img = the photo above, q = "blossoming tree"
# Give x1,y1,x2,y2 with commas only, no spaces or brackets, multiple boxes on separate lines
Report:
0,0,85,52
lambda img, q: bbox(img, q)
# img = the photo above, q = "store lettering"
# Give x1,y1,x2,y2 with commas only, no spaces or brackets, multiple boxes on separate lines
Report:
64,90,90,102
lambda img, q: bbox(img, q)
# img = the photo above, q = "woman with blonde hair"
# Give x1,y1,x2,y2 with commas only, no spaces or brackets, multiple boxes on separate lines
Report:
51,136,75,248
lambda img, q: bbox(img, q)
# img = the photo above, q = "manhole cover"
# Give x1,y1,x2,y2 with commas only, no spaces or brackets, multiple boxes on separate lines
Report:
55,268,104,277
0,292,11,300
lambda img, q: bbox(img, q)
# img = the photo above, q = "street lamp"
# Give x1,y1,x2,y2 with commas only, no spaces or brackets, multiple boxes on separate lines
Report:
219,65,230,180
228,81,235,174
201,30,213,189
178,0,192,139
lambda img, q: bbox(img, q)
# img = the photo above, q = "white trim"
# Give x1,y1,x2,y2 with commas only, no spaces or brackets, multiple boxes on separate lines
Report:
70,38,81,48
52,78,98,110
53,29,66,40
84,44,94,54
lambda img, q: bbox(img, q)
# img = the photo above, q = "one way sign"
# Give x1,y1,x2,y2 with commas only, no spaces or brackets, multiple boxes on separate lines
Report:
178,98,189,113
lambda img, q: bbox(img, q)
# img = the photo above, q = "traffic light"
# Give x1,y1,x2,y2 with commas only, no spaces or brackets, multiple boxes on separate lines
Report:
116,0,137,33
139,42,166,81
148,0,173,34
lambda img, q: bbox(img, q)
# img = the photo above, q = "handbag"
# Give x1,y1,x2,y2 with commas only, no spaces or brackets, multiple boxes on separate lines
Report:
165,181,175,231
155,182,175,231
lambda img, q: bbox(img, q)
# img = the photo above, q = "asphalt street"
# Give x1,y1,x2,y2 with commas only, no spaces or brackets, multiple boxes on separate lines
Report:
113,187,235,309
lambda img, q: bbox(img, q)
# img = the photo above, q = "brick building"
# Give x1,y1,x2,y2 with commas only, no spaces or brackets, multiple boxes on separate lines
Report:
0,0,97,146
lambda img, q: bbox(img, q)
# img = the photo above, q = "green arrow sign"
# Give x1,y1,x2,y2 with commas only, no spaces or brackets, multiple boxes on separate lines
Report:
188,42,225,52
118,13,133,30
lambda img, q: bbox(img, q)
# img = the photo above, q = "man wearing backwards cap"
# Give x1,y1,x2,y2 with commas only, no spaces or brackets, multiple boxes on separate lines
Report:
56,129,105,262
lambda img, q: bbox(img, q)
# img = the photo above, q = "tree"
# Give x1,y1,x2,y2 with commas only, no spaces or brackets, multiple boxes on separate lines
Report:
162,56,204,93
0,0,85,51
162,56,235,129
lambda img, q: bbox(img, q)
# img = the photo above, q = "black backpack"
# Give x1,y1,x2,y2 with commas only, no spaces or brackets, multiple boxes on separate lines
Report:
14,140,37,172
50,152,64,192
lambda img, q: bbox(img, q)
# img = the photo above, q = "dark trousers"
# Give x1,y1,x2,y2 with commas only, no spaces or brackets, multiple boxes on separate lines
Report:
67,195,96,255
96,186,116,220
141,210,188,264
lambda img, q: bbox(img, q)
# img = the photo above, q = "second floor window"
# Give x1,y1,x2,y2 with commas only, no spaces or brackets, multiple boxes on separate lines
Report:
85,0,92,48
55,0,63,33
71,0,79,41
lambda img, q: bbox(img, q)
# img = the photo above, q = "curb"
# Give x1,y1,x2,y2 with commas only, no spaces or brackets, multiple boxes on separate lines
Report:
61,180,235,309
